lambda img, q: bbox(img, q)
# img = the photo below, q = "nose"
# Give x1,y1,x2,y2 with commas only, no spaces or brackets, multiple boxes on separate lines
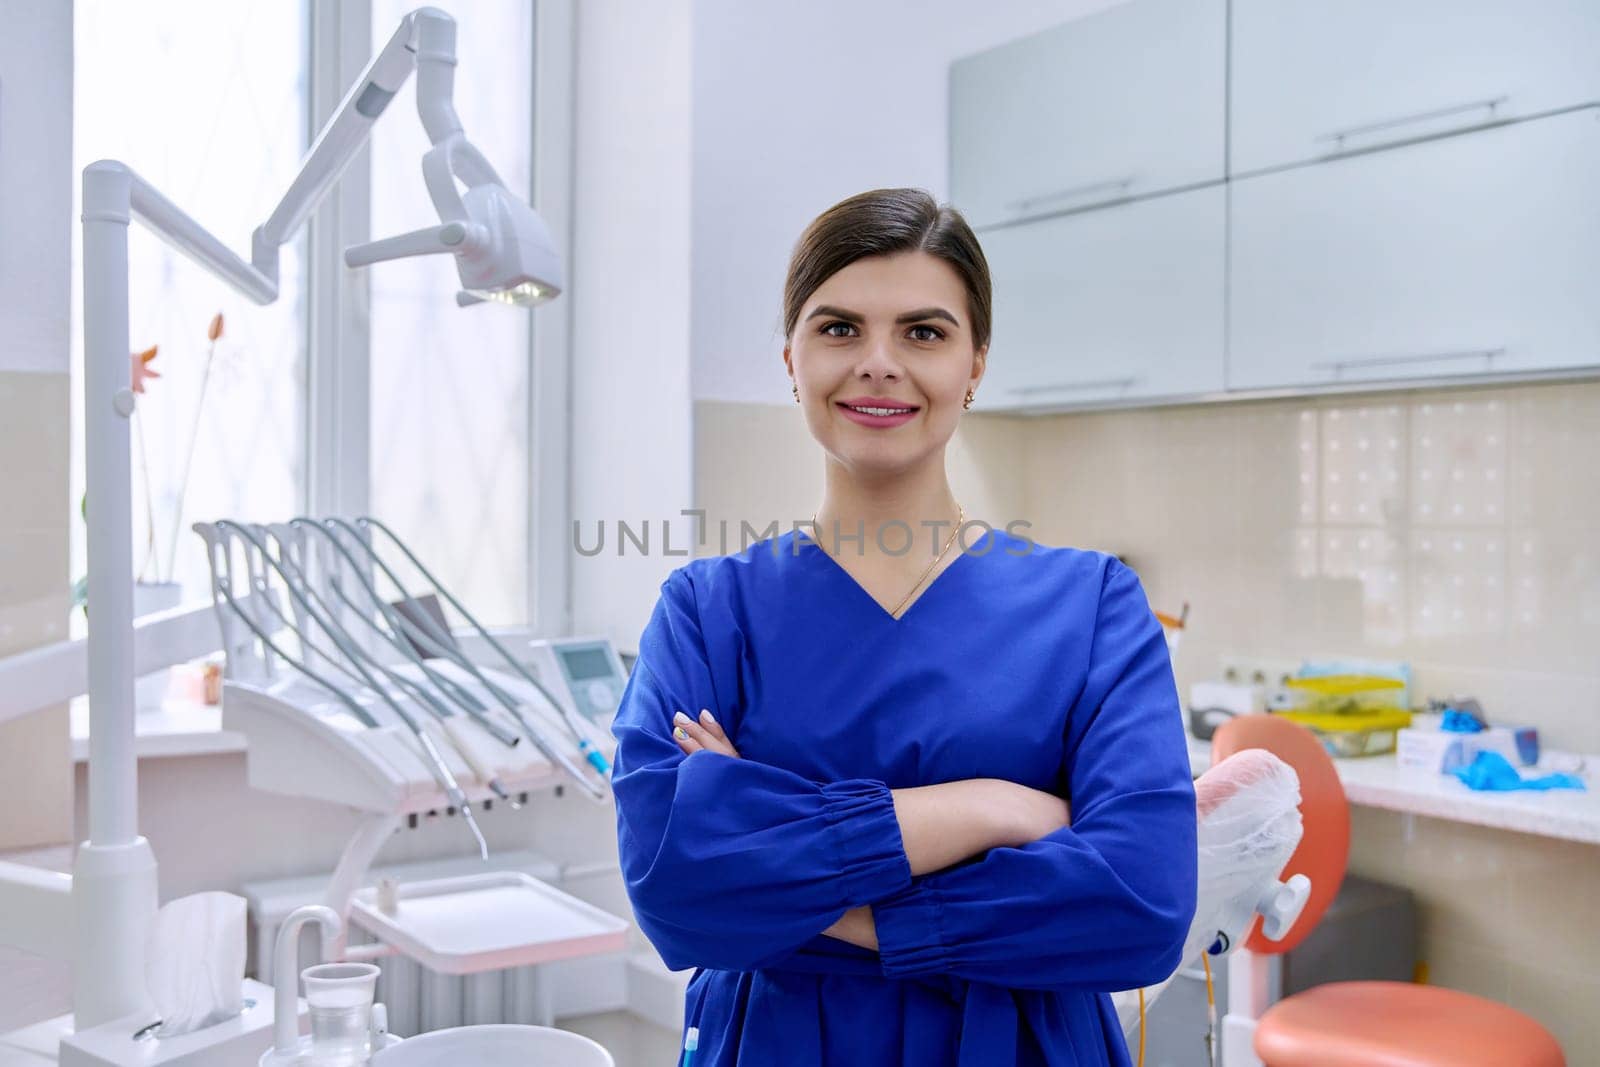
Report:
853,334,904,382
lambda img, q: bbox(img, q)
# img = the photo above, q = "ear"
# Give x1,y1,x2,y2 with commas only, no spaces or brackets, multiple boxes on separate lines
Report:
969,344,988,391
783,344,794,378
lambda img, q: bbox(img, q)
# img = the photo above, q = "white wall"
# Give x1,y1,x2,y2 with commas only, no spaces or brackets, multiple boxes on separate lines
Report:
568,0,697,649
688,0,1121,406
0,0,73,373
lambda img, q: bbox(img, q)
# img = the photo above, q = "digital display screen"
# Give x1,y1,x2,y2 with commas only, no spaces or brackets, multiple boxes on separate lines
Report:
561,647,613,681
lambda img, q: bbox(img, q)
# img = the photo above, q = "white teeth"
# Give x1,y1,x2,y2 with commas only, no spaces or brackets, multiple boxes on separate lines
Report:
847,405,913,416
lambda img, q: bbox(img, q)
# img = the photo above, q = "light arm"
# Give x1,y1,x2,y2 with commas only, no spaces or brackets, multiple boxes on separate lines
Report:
251,8,435,285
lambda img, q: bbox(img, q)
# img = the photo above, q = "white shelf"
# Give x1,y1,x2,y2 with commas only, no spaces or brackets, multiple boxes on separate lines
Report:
70,696,246,763
350,872,629,976
1190,735,1599,845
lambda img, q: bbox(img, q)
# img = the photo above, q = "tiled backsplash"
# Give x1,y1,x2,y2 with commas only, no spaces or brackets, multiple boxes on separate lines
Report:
1023,379,1600,753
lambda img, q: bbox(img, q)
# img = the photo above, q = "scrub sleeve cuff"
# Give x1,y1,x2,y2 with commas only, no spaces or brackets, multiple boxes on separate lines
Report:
819,779,914,905
872,881,951,978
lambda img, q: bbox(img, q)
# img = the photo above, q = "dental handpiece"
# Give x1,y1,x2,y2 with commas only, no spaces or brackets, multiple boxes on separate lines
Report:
355,516,615,780
191,523,381,728
278,520,527,752
266,522,526,803
332,517,609,798
239,550,520,809
416,728,488,860
218,521,493,857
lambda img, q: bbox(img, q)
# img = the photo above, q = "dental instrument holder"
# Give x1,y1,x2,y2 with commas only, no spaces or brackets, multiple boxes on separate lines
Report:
197,515,616,968
64,5,561,1036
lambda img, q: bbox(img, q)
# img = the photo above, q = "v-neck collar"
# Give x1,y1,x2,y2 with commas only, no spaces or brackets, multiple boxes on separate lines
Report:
795,527,990,624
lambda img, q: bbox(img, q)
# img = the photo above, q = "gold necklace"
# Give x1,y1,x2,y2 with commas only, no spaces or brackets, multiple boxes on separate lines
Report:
810,504,966,618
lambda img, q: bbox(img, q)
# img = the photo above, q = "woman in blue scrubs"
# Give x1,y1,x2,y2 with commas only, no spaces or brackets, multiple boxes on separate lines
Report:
610,188,1198,1066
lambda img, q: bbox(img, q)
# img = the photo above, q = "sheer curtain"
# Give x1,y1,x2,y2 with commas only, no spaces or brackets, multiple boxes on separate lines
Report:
368,0,534,627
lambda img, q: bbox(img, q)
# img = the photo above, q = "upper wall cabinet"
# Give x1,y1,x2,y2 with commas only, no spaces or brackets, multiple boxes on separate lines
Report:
974,185,1225,413
949,0,1226,230
1230,0,1600,175
1228,109,1600,392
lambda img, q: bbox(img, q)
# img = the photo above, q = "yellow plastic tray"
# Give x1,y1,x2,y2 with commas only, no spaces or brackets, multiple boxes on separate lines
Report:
1284,674,1404,697
1276,706,1413,733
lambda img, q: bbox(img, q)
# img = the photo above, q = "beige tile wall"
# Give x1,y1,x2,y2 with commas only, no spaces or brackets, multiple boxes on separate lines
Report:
0,372,73,850
695,377,1600,1055
1022,380,1600,756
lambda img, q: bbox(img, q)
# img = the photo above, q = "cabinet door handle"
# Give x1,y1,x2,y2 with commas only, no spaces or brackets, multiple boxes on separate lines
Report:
1010,375,1141,396
1315,96,1509,150
1007,176,1137,215
1310,348,1505,377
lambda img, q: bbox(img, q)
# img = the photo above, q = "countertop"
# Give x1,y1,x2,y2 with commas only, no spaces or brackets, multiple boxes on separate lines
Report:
1188,735,1599,845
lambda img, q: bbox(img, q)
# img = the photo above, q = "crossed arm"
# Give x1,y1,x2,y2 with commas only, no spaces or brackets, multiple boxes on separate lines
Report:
668,707,1073,950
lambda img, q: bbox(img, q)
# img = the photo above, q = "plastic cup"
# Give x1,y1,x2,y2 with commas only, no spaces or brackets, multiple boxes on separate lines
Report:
301,962,380,1066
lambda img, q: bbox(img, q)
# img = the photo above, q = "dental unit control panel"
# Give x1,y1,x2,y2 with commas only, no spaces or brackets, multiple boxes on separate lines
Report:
522,638,629,729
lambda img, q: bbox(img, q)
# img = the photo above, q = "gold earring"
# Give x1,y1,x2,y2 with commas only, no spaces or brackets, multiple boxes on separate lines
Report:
792,382,800,403
963,388,975,410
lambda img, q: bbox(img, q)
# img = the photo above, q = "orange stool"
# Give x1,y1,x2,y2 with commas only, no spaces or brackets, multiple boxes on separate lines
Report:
1253,980,1565,1067
1212,715,1566,1067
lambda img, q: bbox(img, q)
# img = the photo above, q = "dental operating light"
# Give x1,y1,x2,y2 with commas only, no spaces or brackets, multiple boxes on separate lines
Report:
52,6,565,1033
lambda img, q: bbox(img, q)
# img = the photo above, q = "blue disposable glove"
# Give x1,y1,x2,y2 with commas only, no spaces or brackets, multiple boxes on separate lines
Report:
1451,750,1586,792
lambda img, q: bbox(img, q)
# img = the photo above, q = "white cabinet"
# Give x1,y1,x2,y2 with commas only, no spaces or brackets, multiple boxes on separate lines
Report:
949,0,1225,230
1230,0,1600,175
975,186,1225,412
1228,109,1600,392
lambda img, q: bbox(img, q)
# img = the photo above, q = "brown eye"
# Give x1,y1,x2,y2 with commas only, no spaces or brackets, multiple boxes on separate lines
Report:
908,324,945,342
821,321,856,338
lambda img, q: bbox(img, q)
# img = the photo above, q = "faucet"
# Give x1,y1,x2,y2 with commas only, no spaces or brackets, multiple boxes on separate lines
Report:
270,904,342,1057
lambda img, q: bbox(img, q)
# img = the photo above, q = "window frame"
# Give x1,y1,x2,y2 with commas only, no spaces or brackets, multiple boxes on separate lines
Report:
306,0,574,638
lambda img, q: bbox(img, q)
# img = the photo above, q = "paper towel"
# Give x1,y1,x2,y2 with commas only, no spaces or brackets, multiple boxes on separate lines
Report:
145,891,247,1037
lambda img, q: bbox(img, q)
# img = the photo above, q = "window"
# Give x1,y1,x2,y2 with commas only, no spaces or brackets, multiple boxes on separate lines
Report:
69,1,556,638
70,1,310,634
368,0,536,627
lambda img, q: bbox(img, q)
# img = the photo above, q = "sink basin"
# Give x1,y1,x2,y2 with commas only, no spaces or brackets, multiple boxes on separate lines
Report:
370,1024,614,1066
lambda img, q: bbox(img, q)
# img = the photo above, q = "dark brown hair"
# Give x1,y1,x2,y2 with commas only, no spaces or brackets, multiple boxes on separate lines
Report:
782,188,992,350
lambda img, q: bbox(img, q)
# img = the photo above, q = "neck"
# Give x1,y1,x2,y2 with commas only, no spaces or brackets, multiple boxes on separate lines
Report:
813,452,962,557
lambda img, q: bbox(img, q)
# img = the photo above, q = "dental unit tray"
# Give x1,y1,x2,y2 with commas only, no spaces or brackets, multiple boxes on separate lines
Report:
222,663,613,815
194,515,626,967
196,515,617,816
348,871,629,975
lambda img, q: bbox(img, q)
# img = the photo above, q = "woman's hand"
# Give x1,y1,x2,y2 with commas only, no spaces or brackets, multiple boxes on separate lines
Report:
671,708,740,759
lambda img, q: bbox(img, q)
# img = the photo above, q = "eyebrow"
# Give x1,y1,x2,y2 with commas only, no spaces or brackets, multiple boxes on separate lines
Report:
805,305,961,327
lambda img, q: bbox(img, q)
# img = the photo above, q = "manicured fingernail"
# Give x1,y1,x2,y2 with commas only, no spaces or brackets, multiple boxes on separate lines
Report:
673,726,689,741
700,709,717,727
673,711,691,725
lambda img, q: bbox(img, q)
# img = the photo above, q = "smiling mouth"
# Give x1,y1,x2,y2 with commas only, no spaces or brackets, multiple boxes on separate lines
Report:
837,402,919,416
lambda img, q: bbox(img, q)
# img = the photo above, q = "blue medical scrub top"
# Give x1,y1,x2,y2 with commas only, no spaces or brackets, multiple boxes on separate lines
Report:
610,528,1198,1066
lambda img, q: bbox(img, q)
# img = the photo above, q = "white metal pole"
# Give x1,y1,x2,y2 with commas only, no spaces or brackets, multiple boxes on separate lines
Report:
76,160,161,1029
81,161,140,848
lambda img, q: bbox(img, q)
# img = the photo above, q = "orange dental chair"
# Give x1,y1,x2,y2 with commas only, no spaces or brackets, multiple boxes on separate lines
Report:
1212,714,1565,1067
